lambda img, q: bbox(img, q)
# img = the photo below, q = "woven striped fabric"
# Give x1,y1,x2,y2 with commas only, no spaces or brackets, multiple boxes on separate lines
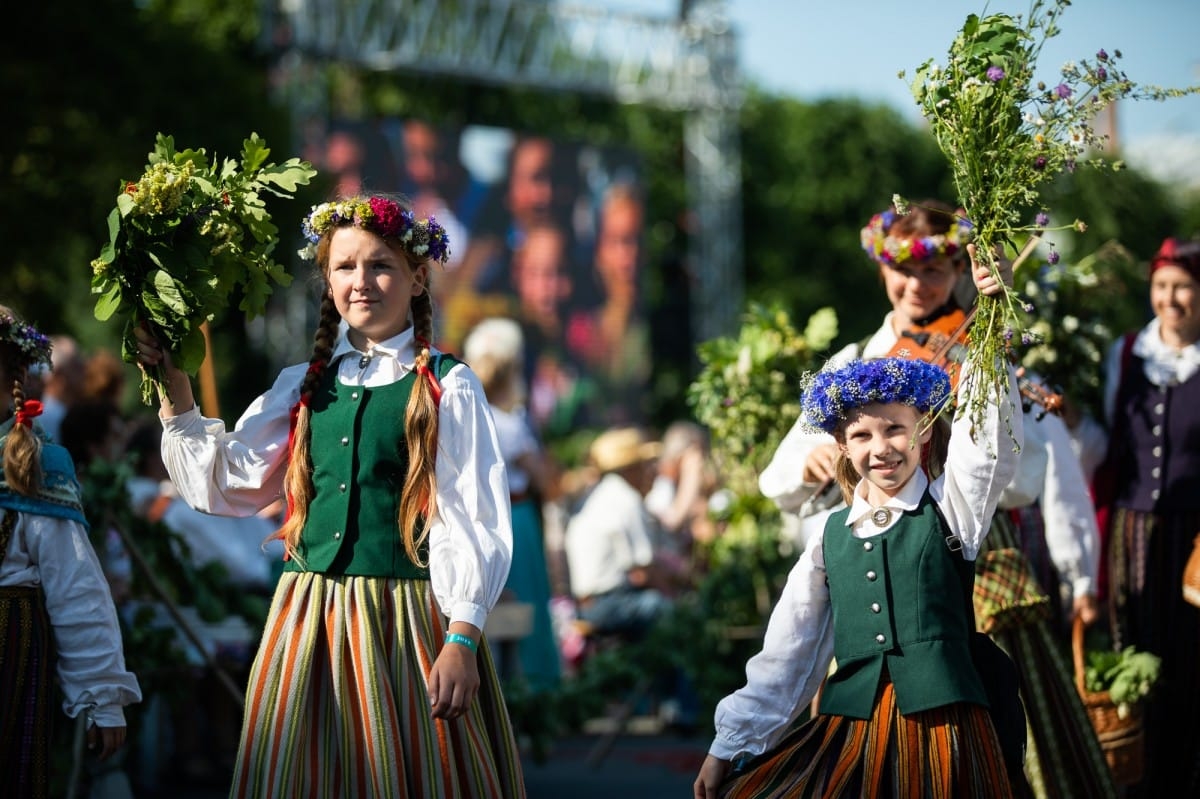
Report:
0,585,54,799
230,573,526,798
980,514,1118,799
719,676,1015,798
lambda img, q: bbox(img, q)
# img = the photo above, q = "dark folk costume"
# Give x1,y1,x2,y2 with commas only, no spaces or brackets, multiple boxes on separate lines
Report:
1099,318,1200,797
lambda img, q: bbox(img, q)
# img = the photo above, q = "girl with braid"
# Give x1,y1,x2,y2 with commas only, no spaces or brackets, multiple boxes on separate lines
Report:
133,195,526,798
1,306,141,798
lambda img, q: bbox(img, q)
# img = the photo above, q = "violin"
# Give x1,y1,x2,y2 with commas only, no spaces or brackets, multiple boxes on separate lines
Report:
887,306,1064,418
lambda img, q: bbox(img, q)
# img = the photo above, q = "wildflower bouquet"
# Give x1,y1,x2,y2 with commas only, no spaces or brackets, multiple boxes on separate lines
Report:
91,133,317,405
906,0,1197,432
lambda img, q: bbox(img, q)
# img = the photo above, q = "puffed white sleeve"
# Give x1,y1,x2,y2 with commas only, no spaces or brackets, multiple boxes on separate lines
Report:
426,362,514,631
936,362,1024,560
23,515,142,727
709,532,834,762
1036,411,1101,599
160,362,307,516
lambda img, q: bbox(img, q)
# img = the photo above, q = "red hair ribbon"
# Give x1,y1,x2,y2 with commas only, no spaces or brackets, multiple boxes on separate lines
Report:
15,399,43,428
413,336,443,405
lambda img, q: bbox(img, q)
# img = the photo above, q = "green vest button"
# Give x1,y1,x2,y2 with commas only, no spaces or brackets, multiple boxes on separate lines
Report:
875,633,885,644
864,541,874,551
871,602,881,613
341,436,349,445
334,531,341,539
866,570,877,581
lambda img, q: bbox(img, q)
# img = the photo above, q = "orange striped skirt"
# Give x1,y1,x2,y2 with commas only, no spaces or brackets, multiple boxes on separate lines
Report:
720,677,1016,799
230,572,526,798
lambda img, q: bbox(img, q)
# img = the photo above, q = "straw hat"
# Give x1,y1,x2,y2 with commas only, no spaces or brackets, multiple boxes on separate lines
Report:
588,427,662,473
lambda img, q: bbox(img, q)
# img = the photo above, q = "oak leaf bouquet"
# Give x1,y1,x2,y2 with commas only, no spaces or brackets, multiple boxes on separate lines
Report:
905,0,1198,434
91,132,317,405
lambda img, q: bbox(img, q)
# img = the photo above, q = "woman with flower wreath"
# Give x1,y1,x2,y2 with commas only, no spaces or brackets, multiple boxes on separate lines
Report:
754,200,1117,799
133,194,526,797
695,253,1025,797
0,305,142,799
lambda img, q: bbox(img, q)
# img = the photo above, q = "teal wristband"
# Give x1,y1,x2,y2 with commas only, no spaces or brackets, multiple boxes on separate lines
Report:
445,632,478,653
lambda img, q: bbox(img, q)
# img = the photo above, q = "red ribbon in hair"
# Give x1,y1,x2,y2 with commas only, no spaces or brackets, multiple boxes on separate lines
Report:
414,336,443,405
15,399,43,428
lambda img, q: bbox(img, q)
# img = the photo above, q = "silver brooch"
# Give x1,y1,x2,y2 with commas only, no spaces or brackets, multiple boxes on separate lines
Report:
871,507,893,527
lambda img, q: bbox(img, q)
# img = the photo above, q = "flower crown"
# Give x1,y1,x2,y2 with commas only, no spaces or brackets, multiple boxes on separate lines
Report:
800,357,951,433
0,314,52,371
860,209,974,267
299,196,451,264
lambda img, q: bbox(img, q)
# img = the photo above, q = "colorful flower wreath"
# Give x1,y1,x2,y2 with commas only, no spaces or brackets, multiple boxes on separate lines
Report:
299,196,451,264
0,314,52,370
860,209,975,267
800,357,951,433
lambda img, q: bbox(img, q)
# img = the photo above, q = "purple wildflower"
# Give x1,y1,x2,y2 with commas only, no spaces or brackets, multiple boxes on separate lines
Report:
1048,250,1061,265
1034,156,1048,170
986,66,1005,82
1035,212,1049,227
1097,49,1109,61
1055,83,1072,100
1097,67,1107,81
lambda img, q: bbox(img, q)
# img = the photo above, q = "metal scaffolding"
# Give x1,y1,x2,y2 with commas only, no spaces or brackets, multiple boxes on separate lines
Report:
266,0,743,342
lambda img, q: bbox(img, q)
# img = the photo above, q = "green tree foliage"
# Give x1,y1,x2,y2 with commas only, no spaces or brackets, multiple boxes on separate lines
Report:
1043,163,1183,266
739,91,956,352
2,0,290,409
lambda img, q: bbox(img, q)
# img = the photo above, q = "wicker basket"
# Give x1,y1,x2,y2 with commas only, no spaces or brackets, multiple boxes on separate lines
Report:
1071,617,1145,787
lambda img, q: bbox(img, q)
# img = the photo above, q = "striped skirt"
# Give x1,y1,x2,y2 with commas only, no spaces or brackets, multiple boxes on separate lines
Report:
719,676,1015,798
980,514,1117,799
230,572,526,798
0,585,54,799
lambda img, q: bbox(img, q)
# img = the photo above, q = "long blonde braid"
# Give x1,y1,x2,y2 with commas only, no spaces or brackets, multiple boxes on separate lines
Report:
399,288,440,566
276,292,341,561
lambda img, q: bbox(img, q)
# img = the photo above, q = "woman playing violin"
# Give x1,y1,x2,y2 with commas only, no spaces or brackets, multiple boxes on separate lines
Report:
757,199,1117,799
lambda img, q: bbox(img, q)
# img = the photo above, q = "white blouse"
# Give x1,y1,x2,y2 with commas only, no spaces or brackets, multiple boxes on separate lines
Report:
159,326,513,632
710,363,1023,762
0,512,142,727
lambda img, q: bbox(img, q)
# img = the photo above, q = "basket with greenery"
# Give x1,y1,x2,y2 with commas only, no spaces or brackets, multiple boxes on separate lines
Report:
1071,616,1160,785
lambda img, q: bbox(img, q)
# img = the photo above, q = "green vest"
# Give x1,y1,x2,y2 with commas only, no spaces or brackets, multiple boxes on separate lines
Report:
818,493,987,718
284,354,460,578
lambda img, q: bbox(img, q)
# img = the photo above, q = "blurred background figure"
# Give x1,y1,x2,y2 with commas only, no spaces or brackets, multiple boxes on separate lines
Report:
463,316,562,693
37,335,87,444
59,400,132,606
83,347,129,407
565,427,682,639
567,181,651,418
644,420,719,574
